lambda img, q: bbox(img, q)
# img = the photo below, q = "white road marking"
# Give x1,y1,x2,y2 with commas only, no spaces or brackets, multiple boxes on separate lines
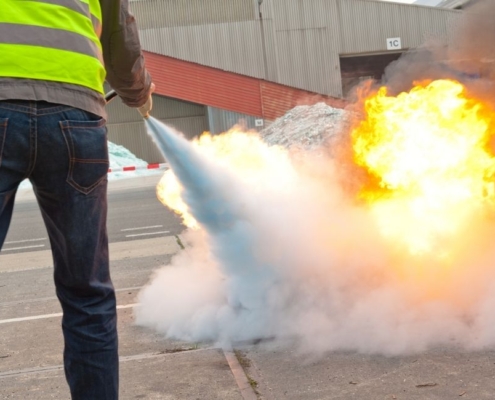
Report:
0,349,209,379
4,238,46,244
1,244,45,252
120,225,163,232
0,303,138,325
0,287,143,307
118,303,138,309
125,231,170,238
116,286,143,292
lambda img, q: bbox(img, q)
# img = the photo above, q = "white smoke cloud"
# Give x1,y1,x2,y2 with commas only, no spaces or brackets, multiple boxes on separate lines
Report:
135,119,495,355
135,0,495,353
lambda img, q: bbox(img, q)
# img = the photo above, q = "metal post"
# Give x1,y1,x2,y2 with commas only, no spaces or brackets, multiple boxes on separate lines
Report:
258,0,269,80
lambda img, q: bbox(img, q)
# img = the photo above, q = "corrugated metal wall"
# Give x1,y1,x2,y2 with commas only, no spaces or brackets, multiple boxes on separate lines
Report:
111,0,461,161
337,0,456,54
139,22,265,79
207,107,261,134
132,0,255,29
131,0,461,98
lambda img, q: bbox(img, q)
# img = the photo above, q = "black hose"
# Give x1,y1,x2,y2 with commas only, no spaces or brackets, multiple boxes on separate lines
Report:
105,90,118,104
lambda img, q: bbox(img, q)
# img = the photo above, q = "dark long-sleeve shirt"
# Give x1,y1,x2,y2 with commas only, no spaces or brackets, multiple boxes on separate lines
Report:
100,0,152,108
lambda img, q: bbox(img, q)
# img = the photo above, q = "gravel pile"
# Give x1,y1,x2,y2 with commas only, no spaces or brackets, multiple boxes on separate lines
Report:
260,103,349,150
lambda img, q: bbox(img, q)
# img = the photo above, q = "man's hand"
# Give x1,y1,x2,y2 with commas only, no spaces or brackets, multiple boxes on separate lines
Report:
138,83,155,118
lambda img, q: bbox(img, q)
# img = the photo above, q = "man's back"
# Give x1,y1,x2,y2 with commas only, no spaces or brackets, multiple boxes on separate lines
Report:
0,1,153,399
0,0,151,117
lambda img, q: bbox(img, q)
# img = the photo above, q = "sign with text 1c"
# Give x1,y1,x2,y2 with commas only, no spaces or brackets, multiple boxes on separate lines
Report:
387,37,402,51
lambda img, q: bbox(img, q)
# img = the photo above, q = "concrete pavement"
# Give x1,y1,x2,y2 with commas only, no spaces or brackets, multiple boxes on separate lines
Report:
2,175,495,399
0,233,245,399
1,175,249,399
237,343,495,399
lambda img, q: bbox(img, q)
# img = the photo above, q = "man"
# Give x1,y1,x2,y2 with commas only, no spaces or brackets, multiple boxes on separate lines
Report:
0,0,153,398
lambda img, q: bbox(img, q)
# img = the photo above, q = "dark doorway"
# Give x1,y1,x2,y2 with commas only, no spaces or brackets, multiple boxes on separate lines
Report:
340,52,403,97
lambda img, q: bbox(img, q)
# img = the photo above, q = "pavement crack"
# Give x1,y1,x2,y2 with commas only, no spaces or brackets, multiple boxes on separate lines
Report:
158,345,200,354
174,234,185,250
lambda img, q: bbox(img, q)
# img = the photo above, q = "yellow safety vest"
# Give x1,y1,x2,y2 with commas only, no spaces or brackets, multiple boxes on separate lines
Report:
0,0,106,94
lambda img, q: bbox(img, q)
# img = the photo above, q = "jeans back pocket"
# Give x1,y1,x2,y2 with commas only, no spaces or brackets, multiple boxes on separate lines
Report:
60,118,109,194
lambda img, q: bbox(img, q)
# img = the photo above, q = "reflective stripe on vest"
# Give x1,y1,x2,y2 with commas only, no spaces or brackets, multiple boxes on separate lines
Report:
0,0,105,94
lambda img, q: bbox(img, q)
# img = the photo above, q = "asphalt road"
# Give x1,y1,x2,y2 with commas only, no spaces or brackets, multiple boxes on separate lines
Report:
2,176,185,254
3,175,495,399
0,174,247,400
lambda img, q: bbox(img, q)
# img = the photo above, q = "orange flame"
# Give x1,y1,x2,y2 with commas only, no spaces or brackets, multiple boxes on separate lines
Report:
352,79,495,255
157,79,495,262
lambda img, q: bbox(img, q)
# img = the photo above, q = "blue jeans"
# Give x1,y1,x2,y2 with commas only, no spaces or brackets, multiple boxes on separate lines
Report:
0,101,118,399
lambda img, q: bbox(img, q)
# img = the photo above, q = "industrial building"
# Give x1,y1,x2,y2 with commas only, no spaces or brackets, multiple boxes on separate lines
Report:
107,0,463,162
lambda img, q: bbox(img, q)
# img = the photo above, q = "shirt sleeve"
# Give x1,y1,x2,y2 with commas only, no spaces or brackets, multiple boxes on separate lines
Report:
99,0,152,107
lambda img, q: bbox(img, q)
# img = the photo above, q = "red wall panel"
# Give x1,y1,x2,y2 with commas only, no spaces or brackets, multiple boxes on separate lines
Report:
144,51,345,121
144,51,262,117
